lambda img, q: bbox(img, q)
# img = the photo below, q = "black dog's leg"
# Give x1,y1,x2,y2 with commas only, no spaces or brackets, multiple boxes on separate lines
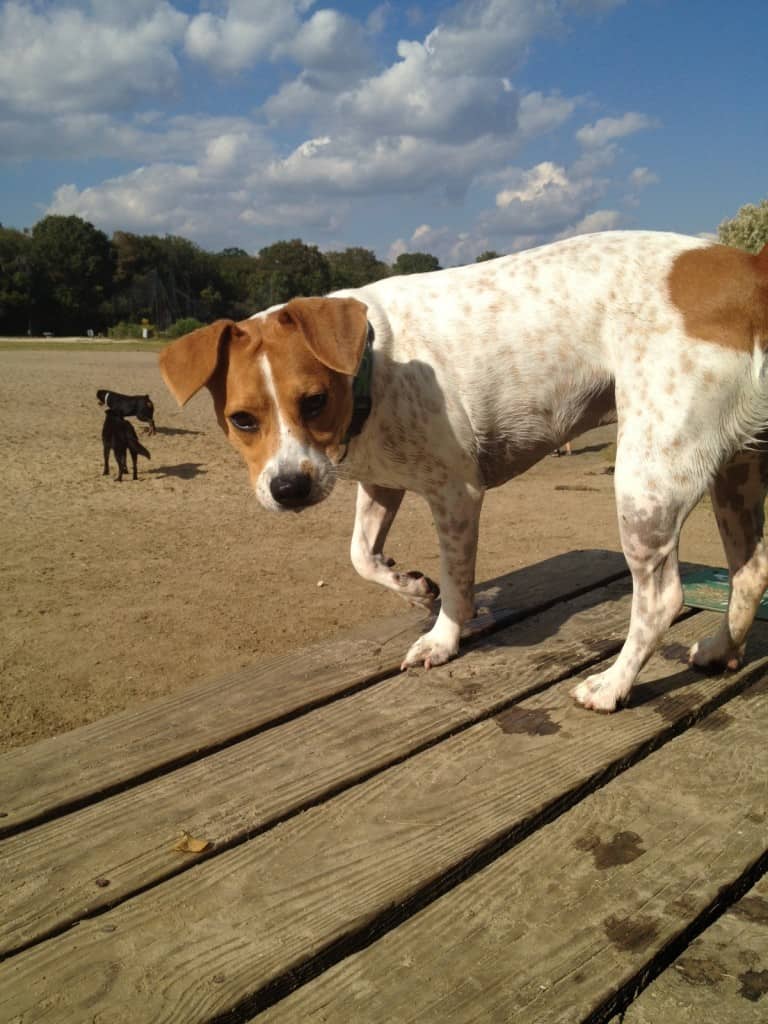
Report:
115,443,127,482
103,442,110,476
130,449,138,480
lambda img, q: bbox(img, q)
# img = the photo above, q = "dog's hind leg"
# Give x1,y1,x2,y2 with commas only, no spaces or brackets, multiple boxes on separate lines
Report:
572,441,703,712
350,483,439,610
130,449,139,480
689,448,768,671
401,482,484,669
115,444,127,482
103,443,110,476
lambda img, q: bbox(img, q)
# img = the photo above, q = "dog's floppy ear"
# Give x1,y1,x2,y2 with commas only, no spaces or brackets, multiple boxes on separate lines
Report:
159,319,238,406
273,297,369,375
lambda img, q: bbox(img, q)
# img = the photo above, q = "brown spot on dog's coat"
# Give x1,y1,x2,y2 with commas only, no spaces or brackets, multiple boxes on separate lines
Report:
668,243,768,352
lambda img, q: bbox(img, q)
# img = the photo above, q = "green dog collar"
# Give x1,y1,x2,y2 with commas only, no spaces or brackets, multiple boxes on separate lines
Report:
342,323,374,446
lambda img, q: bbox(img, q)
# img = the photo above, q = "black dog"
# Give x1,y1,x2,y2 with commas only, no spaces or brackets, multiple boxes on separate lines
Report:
102,410,151,481
96,390,156,434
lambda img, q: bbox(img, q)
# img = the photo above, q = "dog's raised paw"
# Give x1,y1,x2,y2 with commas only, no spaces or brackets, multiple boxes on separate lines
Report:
395,571,440,609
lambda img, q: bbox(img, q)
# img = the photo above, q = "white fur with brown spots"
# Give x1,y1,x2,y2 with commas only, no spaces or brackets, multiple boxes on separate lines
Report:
159,230,768,712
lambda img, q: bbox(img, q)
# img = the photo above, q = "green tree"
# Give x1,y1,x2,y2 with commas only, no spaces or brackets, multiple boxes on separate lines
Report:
718,199,768,253
30,215,114,333
251,239,331,309
0,226,33,335
110,231,230,327
213,247,257,320
391,252,441,275
475,250,501,262
325,247,390,290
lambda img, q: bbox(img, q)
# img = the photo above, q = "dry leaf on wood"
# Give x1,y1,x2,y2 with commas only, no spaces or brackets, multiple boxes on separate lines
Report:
173,831,212,854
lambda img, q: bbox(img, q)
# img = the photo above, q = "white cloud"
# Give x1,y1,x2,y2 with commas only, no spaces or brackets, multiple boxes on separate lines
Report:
0,1,187,115
629,166,660,188
390,222,492,265
46,126,280,245
516,91,578,138
279,9,371,71
496,161,571,207
576,112,656,148
184,0,312,72
555,208,621,238
2,110,269,166
8,0,646,262
262,132,516,200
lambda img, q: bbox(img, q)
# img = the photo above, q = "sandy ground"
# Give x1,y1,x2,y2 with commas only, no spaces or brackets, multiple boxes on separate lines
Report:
0,346,729,752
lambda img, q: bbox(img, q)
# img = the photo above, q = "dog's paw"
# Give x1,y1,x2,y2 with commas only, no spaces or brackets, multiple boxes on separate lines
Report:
688,636,744,673
571,671,629,713
400,628,458,671
395,571,440,611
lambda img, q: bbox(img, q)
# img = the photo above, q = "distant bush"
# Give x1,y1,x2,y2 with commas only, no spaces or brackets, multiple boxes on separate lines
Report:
164,317,205,339
107,321,144,340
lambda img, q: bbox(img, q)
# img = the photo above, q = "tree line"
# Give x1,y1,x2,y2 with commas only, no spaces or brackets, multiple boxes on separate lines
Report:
0,215,467,338
1,199,765,338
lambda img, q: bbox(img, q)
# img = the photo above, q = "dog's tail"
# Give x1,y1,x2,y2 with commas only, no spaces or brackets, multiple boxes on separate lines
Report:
134,441,151,460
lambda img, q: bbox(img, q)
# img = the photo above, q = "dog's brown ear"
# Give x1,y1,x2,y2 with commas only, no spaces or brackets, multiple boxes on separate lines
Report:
274,297,369,375
159,319,237,406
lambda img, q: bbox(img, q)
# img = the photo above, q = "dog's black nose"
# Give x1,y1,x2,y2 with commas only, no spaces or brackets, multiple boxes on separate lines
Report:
270,472,313,507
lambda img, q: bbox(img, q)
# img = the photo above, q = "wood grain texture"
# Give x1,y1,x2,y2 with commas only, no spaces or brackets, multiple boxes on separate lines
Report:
260,681,768,1024
619,874,768,1023
1,610,764,1024
0,577,635,956
0,549,626,835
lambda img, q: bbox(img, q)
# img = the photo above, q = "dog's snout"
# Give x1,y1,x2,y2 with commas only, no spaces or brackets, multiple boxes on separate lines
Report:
270,472,313,507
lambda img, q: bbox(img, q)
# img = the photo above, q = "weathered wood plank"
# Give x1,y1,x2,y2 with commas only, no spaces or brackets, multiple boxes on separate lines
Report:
618,874,768,1023
0,576,636,957
0,549,627,835
1,612,764,1024
260,681,768,1024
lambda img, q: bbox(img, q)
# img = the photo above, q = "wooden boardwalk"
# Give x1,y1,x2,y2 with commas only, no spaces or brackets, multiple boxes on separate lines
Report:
1,550,766,1023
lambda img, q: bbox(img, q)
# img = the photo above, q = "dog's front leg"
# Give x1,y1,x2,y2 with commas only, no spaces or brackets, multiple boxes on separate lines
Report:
401,483,483,670
350,483,440,610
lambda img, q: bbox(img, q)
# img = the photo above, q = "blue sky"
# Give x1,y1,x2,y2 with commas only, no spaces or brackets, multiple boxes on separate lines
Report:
1,0,766,265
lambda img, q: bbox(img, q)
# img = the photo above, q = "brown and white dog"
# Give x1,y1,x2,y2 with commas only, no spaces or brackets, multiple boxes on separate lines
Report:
159,231,768,712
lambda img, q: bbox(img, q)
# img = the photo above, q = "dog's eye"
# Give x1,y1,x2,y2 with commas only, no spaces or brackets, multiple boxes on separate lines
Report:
228,411,260,432
301,393,328,421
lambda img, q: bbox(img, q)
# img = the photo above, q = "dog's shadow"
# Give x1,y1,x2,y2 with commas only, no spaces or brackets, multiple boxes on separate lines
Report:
149,462,207,479
572,441,613,455
154,426,204,437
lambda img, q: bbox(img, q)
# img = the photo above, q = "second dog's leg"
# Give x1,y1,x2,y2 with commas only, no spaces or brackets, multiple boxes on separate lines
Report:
116,445,126,482
350,483,439,609
689,449,768,670
103,444,110,476
401,483,484,670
